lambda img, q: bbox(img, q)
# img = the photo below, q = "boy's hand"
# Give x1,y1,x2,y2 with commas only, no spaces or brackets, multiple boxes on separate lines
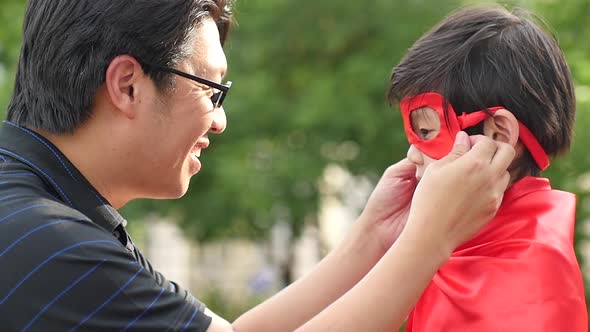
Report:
357,158,417,253
404,131,514,257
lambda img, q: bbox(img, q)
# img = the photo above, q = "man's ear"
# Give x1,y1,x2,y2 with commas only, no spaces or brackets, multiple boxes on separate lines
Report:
482,109,519,147
104,55,146,119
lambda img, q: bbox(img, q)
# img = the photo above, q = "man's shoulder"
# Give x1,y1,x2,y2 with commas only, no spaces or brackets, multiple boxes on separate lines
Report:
0,159,77,215
0,157,130,266
0,186,114,251
0,191,211,331
0,190,90,222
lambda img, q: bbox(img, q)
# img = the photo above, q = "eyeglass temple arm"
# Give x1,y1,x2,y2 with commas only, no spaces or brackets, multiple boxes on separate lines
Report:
142,62,230,92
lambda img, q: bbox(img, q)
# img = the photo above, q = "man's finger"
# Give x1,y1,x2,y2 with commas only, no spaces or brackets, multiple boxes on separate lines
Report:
492,171,511,210
467,134,488,146
499,171,511,193
464,136,497,163
441,131,471,163
385,158,417,178
490,142,516,174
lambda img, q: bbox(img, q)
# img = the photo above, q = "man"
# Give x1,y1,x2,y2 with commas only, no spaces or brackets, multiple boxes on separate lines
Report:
0,0,513,331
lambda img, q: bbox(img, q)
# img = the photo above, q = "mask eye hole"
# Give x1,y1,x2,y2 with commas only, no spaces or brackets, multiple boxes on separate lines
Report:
410,107,441,141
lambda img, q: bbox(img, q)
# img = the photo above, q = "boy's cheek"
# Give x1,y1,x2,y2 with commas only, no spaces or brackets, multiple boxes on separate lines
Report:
406,145,437,180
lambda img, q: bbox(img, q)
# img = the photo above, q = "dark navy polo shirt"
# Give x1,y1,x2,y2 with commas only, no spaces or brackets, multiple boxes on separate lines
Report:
0,121,212,331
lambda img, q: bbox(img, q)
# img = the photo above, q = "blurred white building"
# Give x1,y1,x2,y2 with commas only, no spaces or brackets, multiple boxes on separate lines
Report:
142,163,373,302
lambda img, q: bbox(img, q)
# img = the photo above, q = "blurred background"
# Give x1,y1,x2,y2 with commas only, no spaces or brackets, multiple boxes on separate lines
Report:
1,0,589,328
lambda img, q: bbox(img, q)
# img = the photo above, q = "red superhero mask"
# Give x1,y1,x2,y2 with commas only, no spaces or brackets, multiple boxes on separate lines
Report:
400,92,550,170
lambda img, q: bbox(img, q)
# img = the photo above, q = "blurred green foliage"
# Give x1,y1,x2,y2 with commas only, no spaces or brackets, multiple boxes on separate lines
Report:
0,0,24,110
166,0,459,239
1,0,589,323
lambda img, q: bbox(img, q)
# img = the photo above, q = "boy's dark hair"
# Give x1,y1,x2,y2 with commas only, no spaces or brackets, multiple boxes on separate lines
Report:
388,6,575,178
7,0,233,134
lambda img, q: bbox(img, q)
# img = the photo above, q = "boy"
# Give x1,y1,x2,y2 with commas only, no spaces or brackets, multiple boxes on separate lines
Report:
388,6,587,331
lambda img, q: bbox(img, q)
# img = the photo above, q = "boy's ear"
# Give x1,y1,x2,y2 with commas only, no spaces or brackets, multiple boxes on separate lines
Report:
482,109,519,147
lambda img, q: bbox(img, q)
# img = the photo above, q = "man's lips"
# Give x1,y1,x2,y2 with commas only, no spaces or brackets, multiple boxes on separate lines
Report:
190,138,210,158
195,138,210,149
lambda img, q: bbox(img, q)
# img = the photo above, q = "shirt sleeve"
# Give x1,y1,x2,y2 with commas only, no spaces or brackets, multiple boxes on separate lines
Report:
130,240,208,313
0,218,212,331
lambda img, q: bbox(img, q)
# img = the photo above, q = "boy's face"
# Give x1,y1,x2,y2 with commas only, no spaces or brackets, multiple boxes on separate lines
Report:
406,107,441,180
400,92,550,180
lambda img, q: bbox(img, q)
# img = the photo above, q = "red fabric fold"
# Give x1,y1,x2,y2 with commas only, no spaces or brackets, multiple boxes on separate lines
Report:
406,177,587,331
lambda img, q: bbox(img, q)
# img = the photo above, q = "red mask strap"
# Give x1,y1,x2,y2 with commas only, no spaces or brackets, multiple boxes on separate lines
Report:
457,112,489,129
458,107,550,171
401,94,550,171
517,123,550,171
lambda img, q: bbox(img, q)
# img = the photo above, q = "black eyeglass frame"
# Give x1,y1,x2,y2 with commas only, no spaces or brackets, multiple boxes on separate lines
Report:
142,62,232,108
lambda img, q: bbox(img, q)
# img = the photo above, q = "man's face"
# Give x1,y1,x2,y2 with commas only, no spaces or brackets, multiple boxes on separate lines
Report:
134,18,228,198
406,107,440,180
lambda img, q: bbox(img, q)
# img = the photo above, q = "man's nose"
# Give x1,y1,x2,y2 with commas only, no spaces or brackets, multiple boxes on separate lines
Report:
209,106,227,134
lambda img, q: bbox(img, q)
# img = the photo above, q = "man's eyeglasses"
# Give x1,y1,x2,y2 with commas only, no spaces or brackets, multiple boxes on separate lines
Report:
142,62,232,108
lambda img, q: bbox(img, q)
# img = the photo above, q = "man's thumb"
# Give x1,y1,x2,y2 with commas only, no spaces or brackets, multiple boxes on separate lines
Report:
445,131,471,161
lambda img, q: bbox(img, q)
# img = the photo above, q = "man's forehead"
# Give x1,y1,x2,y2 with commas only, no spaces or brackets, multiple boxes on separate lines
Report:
187,19,227,78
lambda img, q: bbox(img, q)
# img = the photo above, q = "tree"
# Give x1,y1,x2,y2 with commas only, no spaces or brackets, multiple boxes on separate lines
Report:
123,0,466,285
531,0,590,304
1,0,589,316
0,0,25,110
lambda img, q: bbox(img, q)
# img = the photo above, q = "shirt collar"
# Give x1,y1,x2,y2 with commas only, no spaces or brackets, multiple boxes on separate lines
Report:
502,176,552,205
0,121,125,233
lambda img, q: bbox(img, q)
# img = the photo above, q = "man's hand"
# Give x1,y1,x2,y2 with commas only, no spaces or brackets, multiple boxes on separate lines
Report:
404,131,514,257
357,159,417,253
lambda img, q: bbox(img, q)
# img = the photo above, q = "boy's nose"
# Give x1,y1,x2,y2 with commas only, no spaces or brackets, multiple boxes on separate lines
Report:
407,145,424,166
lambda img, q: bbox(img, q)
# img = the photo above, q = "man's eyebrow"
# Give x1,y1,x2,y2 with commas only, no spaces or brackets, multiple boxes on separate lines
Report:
200,65,227,82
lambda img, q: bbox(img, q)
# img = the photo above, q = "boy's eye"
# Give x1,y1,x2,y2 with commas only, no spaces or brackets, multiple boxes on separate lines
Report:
410,107,440,141
419,128,433,139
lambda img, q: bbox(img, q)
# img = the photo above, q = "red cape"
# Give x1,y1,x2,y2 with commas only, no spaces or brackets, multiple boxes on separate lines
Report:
406,177,587,331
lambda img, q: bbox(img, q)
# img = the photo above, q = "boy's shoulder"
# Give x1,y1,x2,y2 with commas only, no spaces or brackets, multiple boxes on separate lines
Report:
455,177,576,255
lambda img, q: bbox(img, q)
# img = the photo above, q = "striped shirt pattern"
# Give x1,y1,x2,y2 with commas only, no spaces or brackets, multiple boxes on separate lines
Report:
0,121,212,331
